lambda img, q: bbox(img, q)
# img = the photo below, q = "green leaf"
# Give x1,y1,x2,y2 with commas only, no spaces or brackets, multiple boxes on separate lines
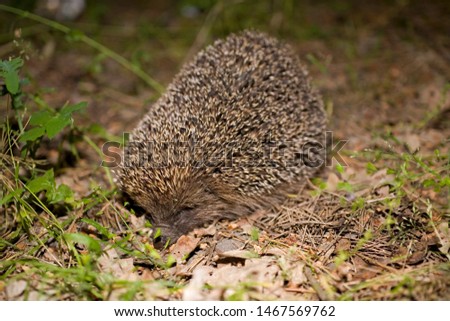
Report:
337,181,354,193
64,233,102,256
0,58,23,95
26,169,55,194
153,228,162,239
45,115,71,138
19,126,46,142
366,162,378,175
5,70,19,94
439,176,450,187
0,188,24,206
351,197,365,211
26,170,76,205
22,101,87,140
81,218,115,239
60,101,87,116
33,95,50,109
422,179,435,188
49,184,74,204
29,110,53,126
250,227,260,241
336,163,345,174
164,254,176,268
312,177,327,190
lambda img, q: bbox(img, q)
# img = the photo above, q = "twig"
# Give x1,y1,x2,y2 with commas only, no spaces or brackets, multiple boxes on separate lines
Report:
0,4,164,94
304,266,331,301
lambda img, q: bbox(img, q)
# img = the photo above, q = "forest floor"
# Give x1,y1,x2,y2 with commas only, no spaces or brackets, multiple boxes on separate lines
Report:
0,0,449,300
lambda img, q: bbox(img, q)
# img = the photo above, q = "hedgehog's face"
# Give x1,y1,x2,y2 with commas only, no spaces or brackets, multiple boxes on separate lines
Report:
119,168,231,249
151,205,212,249
149,190,250,249
146,185,234,249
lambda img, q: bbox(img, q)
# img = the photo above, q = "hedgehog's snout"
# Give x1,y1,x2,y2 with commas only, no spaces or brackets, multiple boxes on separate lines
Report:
151,207,208,249
152,233,171,250
152,225,180,250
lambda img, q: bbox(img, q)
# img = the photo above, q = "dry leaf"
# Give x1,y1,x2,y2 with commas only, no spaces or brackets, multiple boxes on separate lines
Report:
326,172,340,192
437,222,450,255
182,266,216,300
129,214,145,230
184,257,282,300
171,234,200,263
215,238,244,254
335,238,351,252
218,249,258,259
6,280,27,299
98,247,136,280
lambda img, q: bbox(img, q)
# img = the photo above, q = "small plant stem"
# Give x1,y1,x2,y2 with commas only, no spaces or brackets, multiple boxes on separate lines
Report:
0,4,164,94
83,135,114,187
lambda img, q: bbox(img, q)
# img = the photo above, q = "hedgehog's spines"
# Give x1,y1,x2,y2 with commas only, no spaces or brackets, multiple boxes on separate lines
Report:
117,30,327,247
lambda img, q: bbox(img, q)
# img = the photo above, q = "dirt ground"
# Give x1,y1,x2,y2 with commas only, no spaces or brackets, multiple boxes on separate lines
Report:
0,0,449,300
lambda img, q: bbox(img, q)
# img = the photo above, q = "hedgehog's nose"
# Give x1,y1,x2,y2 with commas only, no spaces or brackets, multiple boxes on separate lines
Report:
153,234,171,250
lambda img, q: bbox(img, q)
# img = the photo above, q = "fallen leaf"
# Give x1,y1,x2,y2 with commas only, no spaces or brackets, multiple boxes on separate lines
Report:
215,238,244,254
278,256,306,286
326,172,340,192
437,222,450,255
354,266,382,280
184,257,282,300
376,185,390,197
335,238,351,252
182,266,216,300
6,280,27,299
335,262,353,281
218,249,259,259
171,234,200,263
403,133,421,152
129,214,145,230
98,247,136,280
265,247,286,256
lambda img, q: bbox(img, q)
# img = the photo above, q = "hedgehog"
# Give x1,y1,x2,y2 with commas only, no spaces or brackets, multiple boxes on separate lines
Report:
116,30,327,248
